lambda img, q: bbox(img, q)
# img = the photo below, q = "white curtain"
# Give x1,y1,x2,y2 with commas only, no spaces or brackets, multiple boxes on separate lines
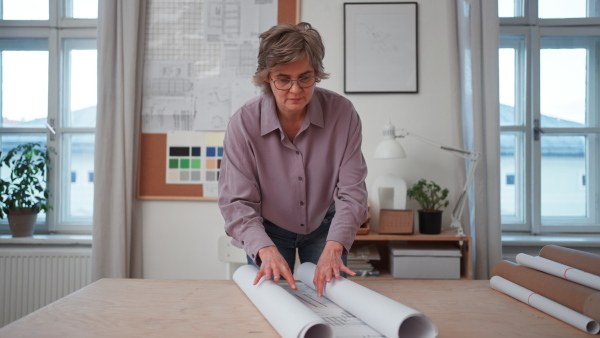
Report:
455,0,502,279
92,0,147,281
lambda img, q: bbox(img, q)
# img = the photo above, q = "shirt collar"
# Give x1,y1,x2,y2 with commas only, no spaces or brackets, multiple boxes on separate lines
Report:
260,90,325,137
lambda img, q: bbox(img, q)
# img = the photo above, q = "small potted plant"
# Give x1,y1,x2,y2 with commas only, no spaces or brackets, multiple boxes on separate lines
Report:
406,179,449,234
0,142,52,237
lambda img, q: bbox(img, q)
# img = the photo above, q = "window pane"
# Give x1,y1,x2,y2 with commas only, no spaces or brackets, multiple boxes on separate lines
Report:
540,38,598,128
539,0,600,18
1,0,48,20
0,134,48,222
499,0,524,18
68,0,98,19
64,39,97,128
1,45,48,128
540,135,587,218
501,132,525,223
62,133,94,223
499,48,516,125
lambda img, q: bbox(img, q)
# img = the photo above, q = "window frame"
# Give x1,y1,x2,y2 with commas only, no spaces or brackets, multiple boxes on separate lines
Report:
0,1,96,234
500,27,531,231
500,0,600,235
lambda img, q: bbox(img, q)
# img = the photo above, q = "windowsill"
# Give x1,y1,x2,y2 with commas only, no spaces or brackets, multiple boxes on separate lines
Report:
0,234,92,246
502,234,600,247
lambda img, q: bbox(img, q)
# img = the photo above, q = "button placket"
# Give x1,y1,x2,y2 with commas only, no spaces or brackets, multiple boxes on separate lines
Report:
295,148,308,232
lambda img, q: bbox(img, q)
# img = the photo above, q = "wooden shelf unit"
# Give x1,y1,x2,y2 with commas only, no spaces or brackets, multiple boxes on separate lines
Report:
353,230,473,279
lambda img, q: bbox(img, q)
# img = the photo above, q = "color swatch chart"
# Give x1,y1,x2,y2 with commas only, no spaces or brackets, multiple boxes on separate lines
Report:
166,131,224,184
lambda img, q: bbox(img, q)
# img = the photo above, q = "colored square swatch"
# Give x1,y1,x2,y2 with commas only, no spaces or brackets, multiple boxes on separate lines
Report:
192,159,201,169
180,159,190,169
206,147,216,157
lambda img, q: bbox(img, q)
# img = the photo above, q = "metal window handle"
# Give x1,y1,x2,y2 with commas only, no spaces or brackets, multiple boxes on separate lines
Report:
533,119,544,141
46,119,56,141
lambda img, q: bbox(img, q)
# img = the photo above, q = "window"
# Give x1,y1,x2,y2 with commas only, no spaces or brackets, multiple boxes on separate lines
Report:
499,0,600,234
506,174,515,185
0,0,97,234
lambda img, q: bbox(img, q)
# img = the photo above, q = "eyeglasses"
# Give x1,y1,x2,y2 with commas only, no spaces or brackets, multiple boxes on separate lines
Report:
271,76,318,90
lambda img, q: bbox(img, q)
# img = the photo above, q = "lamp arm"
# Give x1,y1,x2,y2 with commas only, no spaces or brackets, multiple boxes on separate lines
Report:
398,130,475,161
397,128,479,237
450,154,479,237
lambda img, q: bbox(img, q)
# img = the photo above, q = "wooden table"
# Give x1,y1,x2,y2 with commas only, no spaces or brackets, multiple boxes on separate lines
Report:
0,278,589,337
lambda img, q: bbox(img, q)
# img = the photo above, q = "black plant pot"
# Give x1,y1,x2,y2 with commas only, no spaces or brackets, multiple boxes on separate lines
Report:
418,210,443,234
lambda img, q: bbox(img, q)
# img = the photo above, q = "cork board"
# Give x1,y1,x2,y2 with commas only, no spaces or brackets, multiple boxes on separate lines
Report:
137,0,299,200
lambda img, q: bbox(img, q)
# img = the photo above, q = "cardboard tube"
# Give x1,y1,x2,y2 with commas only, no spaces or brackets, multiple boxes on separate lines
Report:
539,245,600,277
516,253,600,291
490,276,600,334
492,260,600,322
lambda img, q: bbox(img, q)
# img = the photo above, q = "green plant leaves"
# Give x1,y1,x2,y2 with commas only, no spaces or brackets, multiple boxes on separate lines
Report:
406,178,449,212
0,142,52,218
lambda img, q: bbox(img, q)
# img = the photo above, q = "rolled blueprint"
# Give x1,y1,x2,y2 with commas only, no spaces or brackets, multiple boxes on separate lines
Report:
232,264,333,338
539,245,600,276
516,253,600,291
490,276,600,334
297,262,438,338
493,260,600,322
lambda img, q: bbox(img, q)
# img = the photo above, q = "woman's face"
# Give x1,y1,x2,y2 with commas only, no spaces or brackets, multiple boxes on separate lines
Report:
266,57,316,117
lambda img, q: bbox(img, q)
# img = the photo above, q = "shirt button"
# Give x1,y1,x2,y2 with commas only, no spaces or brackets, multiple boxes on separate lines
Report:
296,151,300,155
241,240,244,245
300,224,304,227
298,177,303,181
252,254,255,258
300,201,304,206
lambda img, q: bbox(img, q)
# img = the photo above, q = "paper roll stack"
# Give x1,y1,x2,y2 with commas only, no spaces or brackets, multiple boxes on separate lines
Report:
491,245,600,335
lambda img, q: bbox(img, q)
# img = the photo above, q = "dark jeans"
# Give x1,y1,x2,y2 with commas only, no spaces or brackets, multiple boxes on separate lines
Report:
247,203,347,272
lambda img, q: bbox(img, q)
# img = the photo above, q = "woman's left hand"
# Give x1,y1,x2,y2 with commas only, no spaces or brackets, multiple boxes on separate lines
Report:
313,241,356,297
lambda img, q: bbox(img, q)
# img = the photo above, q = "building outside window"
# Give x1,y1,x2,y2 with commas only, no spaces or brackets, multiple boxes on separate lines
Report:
0,0,98,234
499,0,600,233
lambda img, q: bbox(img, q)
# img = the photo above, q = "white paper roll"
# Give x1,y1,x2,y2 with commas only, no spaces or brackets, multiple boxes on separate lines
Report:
232,264,333,338
516,253,600,291
490,276,600,334
297,262,438,338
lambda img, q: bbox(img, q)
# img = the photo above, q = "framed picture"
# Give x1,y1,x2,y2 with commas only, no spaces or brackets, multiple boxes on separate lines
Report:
344,2,418,94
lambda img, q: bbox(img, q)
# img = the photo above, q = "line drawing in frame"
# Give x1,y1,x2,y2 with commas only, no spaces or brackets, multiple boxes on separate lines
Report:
344,2,418,94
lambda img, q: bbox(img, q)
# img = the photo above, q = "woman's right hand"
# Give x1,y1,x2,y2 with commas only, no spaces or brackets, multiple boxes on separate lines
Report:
253,246,298,290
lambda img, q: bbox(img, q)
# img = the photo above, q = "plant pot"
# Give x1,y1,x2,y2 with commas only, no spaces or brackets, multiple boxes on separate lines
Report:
417,210,443,234
7,208,38,237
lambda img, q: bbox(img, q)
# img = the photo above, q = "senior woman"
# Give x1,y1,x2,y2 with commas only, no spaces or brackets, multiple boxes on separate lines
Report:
218,22,368,297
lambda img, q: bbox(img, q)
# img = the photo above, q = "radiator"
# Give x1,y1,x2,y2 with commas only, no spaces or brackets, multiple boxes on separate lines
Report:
0,247,92,327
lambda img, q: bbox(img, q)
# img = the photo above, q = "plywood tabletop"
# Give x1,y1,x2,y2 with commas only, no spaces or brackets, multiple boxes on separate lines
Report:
0,278,590,337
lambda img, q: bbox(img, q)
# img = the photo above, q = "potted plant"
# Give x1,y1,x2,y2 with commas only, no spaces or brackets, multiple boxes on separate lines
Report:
0,142,52,237
406,179,449,234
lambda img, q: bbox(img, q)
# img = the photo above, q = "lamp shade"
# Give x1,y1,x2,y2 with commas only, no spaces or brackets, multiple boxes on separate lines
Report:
374,139,406,159
374,122,406,159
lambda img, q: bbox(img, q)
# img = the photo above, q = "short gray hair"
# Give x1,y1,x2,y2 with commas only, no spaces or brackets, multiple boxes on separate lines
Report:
253,22,330,95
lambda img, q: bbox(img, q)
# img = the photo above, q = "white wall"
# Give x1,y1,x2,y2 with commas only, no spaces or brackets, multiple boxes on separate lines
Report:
142,0,461,279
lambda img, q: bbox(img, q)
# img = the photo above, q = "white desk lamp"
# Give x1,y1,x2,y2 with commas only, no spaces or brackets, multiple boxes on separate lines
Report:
374,122,479,237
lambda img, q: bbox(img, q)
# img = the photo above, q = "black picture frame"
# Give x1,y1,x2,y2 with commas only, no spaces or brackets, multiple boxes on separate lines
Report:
344,2,419,94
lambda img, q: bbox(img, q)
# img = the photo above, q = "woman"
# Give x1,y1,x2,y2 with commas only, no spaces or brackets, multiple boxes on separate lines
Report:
218,22,368,297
